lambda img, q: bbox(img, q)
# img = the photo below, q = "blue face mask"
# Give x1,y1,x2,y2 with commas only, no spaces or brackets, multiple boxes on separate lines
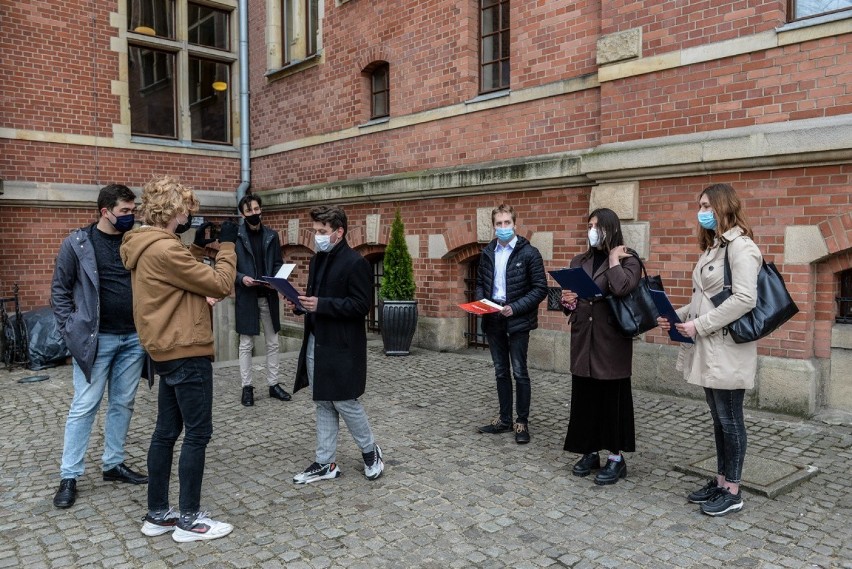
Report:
698,211,717,230
495,228,515,242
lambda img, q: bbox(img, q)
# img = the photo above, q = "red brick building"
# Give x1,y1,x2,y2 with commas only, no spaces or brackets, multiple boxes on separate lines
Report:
1,0,850,415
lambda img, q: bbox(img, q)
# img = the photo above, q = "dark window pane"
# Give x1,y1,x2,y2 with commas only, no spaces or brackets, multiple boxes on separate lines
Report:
501,0,510,27
501,30,510,58
794,0,852,19
188,3,229,50
482,6,498,34
127,0,175,39
282,0,294,63
128,46,176,138
371,63,389,119
481,62,497,92
501,59,510,88
307,0,320,56
189,58,230,143
482,35,498,63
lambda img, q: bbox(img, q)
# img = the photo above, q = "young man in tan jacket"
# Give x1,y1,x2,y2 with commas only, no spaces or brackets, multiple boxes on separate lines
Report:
121,175,237,542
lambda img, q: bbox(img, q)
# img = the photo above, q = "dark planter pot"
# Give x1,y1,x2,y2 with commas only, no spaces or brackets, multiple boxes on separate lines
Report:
380,300,418,356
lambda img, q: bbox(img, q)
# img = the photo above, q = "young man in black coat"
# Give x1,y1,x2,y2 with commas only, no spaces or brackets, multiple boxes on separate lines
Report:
234,194,291,406
475,204,548,444
290,205,384,484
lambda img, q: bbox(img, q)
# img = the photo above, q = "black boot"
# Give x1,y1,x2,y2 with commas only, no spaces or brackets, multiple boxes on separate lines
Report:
572,453,601,477
594,456,627,485
241,386,254,407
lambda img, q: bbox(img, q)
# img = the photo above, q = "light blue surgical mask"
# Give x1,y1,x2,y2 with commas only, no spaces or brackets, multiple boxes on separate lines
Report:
698,211,717,230
495,228,515,242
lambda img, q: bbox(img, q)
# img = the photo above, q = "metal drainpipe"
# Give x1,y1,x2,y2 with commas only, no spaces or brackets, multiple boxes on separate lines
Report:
235,0,250,208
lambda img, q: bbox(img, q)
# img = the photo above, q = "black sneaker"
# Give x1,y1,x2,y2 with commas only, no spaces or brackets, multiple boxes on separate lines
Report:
514,422,530,444
53,478,77,509
478,417,513,434
241,386,254,407
688,479,722,504
700,487,743,516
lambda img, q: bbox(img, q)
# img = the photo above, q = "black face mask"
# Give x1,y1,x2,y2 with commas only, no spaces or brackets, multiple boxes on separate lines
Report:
245,213,261,227
175,214,193,235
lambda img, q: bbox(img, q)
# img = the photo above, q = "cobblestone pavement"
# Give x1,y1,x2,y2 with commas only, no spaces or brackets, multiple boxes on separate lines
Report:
1,343,851,569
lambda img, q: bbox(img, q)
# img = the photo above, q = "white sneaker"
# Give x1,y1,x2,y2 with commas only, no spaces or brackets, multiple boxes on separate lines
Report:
141,508,179,536
172,512,233,543
292,462,342,484
364,444,384,481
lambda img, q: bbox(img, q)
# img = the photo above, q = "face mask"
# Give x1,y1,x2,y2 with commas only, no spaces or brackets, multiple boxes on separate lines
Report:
698,211,717,230
314,234,332,252
588,228,605,248
174,214,192,235
109,212,135,233
245,213,261,226
495,228,514,242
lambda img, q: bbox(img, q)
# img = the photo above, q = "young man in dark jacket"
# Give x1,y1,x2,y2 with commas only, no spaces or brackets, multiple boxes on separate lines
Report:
233,194,291,406
475,204,548,444
51,184,148,509
290,205,384,484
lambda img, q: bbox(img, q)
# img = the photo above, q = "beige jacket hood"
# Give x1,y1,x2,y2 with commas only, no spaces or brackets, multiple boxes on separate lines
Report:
675,227,762,390
121,226,236,362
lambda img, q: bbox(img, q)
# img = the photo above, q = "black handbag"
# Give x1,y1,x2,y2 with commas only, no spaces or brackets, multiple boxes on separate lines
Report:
606,250,664,337
710,245,799,344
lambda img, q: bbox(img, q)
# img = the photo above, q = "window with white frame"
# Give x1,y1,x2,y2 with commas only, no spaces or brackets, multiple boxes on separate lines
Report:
790,0,852,20
127,0,235,144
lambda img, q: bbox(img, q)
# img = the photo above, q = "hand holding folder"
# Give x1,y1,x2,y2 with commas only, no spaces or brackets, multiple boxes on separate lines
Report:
649,289,694,344
548,268,603,299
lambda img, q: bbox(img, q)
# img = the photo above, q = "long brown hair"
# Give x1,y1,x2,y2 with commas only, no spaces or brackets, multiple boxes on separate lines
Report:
698,183,753,251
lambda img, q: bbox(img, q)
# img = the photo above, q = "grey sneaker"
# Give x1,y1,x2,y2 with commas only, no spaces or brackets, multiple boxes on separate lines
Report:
293,462,342,484
363,445,384,481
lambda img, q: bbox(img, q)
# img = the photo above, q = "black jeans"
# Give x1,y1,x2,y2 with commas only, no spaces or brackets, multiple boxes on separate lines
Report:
704,387,747,484
147,357,213,514
486,320,531,425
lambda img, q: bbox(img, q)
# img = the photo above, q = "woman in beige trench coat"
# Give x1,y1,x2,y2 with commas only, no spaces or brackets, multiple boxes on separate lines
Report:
659,183,762,517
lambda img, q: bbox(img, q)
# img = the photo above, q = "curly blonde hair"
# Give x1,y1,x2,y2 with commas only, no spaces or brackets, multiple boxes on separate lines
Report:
139,175,199,227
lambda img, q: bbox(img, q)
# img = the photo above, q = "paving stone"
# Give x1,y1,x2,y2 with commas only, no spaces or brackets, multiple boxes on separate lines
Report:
1,345,850,567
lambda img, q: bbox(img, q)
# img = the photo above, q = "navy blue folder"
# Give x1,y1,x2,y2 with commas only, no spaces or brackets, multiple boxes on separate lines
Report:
649,289,694,344
548,268,604,299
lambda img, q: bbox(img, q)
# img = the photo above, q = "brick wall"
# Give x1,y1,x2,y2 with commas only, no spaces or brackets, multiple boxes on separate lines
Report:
601,0,786,56
251,91,600,189
601,35,852,142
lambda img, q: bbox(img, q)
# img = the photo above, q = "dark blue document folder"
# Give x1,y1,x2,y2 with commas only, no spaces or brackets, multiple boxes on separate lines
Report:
649,289,694,344
548,268,604,299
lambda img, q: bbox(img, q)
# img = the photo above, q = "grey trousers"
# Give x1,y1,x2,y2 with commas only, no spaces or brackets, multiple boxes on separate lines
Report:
307,334,375,464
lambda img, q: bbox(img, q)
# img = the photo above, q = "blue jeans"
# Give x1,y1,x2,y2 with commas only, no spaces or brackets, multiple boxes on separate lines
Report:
486,323,531,425
59,332,145,479
704,388,747,484
147,357,213,514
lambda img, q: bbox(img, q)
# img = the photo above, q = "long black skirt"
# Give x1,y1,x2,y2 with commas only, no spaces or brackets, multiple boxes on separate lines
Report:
563,375,635,454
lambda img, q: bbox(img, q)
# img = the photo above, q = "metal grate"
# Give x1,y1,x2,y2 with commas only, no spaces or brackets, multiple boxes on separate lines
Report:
464,260,489,349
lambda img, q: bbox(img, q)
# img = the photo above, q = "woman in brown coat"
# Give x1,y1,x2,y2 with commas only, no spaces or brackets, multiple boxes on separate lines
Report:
658,183,761,517
560,208,641,485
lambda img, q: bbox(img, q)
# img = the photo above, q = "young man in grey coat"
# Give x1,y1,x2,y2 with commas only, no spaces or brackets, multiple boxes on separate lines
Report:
51,184,148,509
